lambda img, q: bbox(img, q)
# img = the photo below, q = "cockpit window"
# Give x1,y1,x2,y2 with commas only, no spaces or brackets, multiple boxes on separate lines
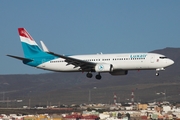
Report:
159,56,168,59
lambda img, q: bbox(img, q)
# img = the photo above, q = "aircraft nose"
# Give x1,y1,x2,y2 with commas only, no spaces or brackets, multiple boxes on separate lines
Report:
168,59,174,66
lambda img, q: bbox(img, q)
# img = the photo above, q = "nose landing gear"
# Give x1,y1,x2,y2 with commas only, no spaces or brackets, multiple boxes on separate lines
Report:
156,72,159,76
155,68,165,76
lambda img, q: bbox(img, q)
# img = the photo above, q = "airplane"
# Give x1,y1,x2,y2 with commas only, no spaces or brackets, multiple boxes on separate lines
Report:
7,28,174,80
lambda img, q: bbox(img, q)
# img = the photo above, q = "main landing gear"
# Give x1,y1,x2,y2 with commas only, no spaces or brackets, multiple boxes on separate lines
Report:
95,73,101,80
86,72,102,80
86,72,93,78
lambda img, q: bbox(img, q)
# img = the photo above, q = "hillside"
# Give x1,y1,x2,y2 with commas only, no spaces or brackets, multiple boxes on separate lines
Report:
0,47,180,107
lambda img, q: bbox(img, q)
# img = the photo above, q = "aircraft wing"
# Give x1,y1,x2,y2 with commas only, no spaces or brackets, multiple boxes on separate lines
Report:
40,41,96,71
48,51,96,71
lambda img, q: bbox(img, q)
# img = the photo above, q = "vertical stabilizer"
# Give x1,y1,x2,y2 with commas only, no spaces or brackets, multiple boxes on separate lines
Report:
18,28,44,58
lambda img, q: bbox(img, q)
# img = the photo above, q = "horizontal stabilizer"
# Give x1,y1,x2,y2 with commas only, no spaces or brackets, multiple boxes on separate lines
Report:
7,55,33,61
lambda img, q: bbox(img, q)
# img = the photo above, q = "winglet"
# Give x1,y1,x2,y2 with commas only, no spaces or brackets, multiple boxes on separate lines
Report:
40,41,49,52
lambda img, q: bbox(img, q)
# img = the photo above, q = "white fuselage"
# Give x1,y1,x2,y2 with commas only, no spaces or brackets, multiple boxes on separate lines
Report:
37,53,174,72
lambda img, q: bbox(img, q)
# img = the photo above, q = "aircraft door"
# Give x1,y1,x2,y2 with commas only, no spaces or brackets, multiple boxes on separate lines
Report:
41,59,46,67
150,56,155,63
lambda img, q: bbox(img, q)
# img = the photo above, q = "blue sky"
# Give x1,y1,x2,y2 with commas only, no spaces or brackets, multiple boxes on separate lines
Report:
1,0,180,74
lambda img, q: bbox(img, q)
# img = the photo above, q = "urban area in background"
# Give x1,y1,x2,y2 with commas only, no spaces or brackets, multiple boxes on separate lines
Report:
0,90,180,120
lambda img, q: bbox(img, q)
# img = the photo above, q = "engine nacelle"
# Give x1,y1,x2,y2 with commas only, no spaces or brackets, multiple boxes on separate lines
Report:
95,63,113,72
110,70,128,75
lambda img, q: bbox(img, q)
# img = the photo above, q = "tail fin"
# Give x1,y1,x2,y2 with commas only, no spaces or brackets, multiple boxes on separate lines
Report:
18,28,45,58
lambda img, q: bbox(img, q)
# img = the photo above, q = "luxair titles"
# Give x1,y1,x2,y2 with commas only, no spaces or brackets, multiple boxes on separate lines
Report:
130,54,147,58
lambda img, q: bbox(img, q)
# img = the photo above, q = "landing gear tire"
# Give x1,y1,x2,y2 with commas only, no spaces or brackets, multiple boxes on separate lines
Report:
95,74,101,80
86,73,93,78
156,73,159,76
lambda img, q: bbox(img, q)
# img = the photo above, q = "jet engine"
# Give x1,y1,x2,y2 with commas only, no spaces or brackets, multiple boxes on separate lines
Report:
95,63,113,72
